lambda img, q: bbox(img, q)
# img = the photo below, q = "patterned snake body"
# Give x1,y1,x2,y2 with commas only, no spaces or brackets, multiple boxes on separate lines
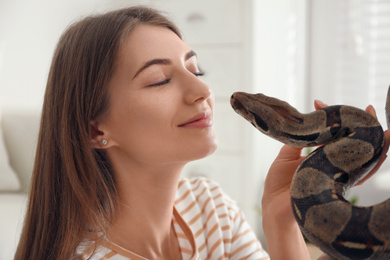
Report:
230,91,390,260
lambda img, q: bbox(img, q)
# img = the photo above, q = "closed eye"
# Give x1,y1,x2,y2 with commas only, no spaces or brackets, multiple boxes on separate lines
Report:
148,78,171,87
194,71,205,77
148,70,204,87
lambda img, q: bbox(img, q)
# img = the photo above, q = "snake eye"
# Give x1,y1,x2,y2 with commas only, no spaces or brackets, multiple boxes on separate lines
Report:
249,112,269,132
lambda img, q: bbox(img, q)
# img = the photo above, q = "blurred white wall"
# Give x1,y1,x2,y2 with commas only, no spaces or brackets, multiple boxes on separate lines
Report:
0,0,128,112
2,0,302,111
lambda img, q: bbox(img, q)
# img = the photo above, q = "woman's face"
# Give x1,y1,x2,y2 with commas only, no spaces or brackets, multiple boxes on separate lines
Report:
100,24,217,167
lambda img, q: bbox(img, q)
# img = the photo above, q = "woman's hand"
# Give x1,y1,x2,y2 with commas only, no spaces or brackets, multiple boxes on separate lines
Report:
314,100,390,186
262,144,310,260
262,100,390,260
262,145,304,227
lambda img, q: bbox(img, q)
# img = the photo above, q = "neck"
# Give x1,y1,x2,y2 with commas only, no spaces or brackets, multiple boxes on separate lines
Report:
107,156,185,259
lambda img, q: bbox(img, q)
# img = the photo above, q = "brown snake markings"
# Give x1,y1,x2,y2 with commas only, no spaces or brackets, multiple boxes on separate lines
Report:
230,89,390,260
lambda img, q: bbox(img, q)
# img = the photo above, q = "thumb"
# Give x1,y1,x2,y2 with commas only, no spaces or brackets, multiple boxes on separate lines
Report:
317,254,336,260
314,99,328,110
277,145,304,161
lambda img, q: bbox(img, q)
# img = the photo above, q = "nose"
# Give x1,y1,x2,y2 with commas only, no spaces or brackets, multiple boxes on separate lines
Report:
182,72,212,104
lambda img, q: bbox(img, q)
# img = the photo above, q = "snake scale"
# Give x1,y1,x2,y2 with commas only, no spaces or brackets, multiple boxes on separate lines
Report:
230,88,390,260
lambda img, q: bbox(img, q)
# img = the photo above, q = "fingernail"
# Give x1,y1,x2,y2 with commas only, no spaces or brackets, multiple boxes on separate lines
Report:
315,100,327,107
366,105,377,116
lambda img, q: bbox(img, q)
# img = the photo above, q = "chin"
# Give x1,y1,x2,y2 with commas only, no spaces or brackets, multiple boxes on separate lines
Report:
192,138,219,161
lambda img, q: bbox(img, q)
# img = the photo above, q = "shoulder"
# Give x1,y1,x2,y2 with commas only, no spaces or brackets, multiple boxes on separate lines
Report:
175,177,242,237
176,177,239,214
175,177,269,259
73,237,132,260
177,176,223,191
73,238,111,260
176,177,218,199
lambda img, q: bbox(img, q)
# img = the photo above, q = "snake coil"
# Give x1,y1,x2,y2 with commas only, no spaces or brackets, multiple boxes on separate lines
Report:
231,89,390,260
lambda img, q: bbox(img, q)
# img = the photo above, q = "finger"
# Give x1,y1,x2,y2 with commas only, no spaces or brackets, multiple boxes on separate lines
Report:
277,144,304,161
355,129,390,186
314,100,327,110
382,129,390,155
317,254,336,260
356,153,387,186
365,104,377,119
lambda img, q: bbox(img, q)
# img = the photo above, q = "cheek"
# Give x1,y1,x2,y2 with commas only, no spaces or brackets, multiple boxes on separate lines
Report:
209,92,215,110
109,92,178,144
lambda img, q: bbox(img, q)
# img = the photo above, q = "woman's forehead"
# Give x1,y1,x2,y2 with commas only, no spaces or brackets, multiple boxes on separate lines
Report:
119,24,190,68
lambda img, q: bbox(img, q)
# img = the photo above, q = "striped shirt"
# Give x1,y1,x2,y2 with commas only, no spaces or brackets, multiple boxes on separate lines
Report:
76,177,269,259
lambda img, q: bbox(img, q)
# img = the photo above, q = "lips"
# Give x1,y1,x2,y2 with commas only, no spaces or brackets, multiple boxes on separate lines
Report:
178,111,213,128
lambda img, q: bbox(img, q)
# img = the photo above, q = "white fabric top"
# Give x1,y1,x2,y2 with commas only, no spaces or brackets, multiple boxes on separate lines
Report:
75,177,269,260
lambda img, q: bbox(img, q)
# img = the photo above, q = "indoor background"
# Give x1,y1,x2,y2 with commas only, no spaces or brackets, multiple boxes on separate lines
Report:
1,0,390,258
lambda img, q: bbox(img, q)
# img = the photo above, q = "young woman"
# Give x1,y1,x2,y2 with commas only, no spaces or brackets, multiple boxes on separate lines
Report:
14,6,389,260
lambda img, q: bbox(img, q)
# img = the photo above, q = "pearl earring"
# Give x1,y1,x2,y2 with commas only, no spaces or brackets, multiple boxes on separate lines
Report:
102,139,108,145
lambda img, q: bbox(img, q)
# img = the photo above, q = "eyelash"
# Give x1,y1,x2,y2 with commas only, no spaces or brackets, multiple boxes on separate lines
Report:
194,71,205,77
149,79,171,87
148,71,205,87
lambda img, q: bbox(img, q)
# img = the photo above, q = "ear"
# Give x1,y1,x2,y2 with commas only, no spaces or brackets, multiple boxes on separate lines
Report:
90,120,112,149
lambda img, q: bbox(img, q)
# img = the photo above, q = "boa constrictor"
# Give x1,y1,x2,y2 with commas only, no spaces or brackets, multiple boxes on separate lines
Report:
230,89,390,260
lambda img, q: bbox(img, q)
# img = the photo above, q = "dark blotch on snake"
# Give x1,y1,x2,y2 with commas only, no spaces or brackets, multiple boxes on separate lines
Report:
282,132,321,142
249,111,269,132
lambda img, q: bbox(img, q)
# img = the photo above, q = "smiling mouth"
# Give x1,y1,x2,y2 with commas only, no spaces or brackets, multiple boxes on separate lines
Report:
178,111,213,128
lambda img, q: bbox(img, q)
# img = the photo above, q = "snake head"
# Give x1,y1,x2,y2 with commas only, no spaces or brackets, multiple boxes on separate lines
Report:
230,92,320,147
386,85,390,129
231,92,303,133
230,92,270,132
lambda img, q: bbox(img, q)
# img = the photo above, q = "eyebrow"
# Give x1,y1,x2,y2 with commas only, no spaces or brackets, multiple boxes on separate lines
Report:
132,50,198,79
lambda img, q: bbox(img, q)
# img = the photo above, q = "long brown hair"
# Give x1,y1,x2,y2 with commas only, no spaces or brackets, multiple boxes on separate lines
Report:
15,6,181,260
